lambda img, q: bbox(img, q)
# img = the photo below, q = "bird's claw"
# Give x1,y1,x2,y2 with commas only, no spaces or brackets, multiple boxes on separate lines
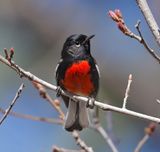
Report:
56,86,62,97
86,97,95,109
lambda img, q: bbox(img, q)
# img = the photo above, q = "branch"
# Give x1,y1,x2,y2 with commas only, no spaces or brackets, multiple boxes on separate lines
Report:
134,123,156,152
108,10,160,63
0,107,63,125
0,49,57,90
135,20,160,63
71,131,94,152
0,83,24,125
33,82,65,120
106,111,119,145
136,0,160,47
53,146,85,152
135,135,149,152
122,74,132,109
90,108,118,152
0,52,160,126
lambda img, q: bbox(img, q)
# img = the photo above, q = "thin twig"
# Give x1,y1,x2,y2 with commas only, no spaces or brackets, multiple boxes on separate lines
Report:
106,111,113,134
45,96,65,119
53,146,85,152
134,123,156,152
106,111,118,145
0,54,160,124
33,82,65,120
71,130,94,152
134,135,149,152
128,20,160,63
122,74,132,109
136,0,160,47
0,107,63,125
0,83,24,125
90,108,118,152
135,20,160,63
97,126,118,152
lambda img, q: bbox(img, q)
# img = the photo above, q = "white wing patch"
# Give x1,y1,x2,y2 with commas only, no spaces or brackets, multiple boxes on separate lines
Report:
54,58,63,78
95,64,100,78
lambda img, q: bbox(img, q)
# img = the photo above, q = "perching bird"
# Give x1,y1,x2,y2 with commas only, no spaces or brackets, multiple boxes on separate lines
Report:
55,34,99,131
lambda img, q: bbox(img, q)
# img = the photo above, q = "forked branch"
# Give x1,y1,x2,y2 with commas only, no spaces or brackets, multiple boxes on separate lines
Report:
109,10,160,63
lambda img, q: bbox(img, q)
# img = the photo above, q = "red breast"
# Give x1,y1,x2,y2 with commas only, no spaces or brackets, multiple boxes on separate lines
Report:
61,60,94,96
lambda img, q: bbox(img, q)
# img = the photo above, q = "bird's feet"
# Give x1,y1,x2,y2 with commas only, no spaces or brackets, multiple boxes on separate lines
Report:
86,97,95,109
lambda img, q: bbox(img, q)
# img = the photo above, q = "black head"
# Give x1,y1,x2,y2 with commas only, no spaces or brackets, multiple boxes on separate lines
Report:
61,34,95,59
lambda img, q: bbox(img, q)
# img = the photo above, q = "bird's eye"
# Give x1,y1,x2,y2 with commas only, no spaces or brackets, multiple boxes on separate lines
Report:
75,41,80,47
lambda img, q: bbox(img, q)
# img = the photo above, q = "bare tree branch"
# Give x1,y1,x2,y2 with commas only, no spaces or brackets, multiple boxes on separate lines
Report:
109,10,160,63
135,20,160,63
33,82,65,120
126,20,160,63
53,146,85,152
0,107,63,125
134,123,156,152
90,108,118,152
135,135,149,152
71,131,94,152
0,83,24,125
136,0,160,47
106,111,119,145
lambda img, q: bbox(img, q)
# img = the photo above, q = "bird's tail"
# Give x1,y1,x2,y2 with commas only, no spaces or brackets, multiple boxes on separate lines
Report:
64,99,89,131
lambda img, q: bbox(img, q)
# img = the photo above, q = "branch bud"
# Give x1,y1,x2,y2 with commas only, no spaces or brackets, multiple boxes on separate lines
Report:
54,99,60,107
108,10,119,22
117,22,129,34
145,123,156,136
114,9,122,19
9,47,14,60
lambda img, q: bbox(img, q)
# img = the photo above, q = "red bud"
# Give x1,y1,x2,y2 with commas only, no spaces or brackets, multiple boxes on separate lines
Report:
9,47,14,59
108,10,119,22
115,9,122,19
117,22,128,34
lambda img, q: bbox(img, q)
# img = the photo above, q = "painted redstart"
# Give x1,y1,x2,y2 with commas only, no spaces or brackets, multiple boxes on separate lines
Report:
55,34,100,131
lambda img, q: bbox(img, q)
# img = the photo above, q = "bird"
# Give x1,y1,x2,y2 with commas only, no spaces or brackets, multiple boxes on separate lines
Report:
55,34,100,131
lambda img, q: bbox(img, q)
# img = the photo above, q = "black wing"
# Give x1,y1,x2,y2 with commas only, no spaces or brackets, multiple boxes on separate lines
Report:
88,57,100,98
55,59,71,107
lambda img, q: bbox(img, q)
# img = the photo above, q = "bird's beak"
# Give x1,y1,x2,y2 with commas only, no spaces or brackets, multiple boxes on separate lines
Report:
83,35,95,44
